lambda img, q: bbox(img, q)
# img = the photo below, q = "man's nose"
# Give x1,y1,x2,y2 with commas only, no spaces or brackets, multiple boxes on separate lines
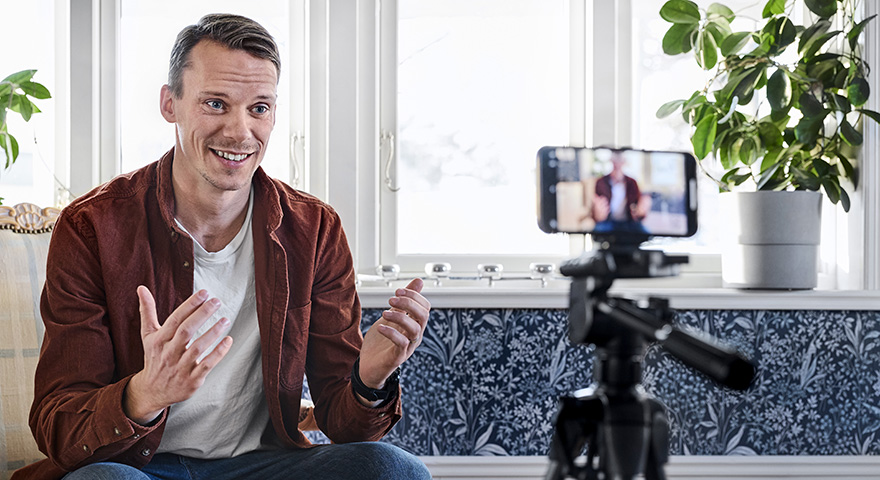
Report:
223,110,252,142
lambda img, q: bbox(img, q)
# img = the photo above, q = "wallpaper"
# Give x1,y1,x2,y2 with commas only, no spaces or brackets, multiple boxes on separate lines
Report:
304,308,880,457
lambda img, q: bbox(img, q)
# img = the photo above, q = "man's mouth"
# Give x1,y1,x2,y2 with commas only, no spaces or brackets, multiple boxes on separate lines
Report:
211,148,253,162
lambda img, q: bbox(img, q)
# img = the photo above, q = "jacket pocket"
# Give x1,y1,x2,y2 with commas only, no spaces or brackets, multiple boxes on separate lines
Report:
278,302,310,390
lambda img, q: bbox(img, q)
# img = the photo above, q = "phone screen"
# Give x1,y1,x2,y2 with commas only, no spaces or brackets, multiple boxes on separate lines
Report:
537,146,698,237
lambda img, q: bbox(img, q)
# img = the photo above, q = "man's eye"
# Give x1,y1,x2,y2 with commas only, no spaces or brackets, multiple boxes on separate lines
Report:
207,100,223,109
254,105,269,114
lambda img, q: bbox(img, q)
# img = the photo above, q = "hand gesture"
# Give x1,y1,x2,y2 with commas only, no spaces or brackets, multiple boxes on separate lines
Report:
358,278,430,390
123,286,233,425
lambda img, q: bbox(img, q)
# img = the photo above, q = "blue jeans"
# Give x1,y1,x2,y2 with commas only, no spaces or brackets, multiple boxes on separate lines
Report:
61,443,431,480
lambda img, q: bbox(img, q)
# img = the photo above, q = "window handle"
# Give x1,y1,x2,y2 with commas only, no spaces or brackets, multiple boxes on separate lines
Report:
381,130,400,192
290,131,304,189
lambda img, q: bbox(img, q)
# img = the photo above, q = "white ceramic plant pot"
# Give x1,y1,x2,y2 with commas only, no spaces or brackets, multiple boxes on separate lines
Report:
720,191,822,290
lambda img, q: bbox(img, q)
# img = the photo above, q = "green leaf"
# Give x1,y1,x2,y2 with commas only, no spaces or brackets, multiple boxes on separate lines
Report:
795,115,825,144
821,177,840,204
837,152,855,179
840,118,863,146
663,23,698,55
805,0,838,19
772,17,797,51
804,31,842,59
657,99,686,118
839,187,851,212
706,18,733,45
707,3,735,22
847,77,870,107
728,67,763,104
830,93,851,114
696,30,719,69
0,132,19,167
739,136,758,165
767,68,792,111
660,0,701,24
757,120,784,148
20,81,51,99
1,69,37,85
799,19,832,54
857,108,880,124
799,92,825,117
720,32,752,56
848,14,877,51
692,113,718,159
762,0,785,18
812,158,832,177
792,167,821,190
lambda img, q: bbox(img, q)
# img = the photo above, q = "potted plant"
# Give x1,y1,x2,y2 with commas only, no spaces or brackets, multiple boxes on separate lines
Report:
1,69,51,205
657,0,878,289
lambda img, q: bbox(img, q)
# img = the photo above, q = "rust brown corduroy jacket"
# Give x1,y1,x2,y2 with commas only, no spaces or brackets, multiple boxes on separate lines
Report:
13,150,400,480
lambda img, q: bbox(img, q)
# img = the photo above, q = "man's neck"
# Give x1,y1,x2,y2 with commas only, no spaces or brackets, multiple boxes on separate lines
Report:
172,178,252,253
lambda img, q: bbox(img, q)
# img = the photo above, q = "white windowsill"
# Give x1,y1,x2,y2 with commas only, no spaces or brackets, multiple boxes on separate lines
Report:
358,276,880,310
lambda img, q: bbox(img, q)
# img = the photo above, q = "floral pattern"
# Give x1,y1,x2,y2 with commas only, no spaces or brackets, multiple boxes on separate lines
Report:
304,308,880,457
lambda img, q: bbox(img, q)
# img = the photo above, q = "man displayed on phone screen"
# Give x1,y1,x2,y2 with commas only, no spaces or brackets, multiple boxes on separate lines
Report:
591,150,651,234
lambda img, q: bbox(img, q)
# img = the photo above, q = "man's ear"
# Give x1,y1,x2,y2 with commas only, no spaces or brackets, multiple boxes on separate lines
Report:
159,84,176,123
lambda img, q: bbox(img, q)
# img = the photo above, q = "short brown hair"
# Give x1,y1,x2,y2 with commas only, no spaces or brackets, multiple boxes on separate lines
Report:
167,13,281,98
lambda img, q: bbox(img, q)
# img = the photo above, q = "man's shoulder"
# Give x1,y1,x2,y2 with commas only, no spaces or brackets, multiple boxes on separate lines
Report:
61,162,159,224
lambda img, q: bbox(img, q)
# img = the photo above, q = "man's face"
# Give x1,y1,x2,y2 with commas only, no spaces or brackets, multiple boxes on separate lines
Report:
160,40,277,194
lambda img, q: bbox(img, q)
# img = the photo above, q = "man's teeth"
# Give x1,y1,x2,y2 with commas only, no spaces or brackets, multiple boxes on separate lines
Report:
215,150,249,162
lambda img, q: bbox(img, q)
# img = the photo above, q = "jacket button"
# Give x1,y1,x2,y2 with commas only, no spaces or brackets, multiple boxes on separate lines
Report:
114,427,122,436
82,445,89,452
141,448,151,456
133,434,141,439
378,413,386,418
170,231,178,240
183,261,191,268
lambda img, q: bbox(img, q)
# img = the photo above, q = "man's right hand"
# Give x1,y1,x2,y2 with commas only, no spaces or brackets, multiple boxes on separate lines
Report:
123,286,234,425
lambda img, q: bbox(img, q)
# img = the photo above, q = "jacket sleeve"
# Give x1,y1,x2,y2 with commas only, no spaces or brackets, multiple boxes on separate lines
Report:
303,208,401,443
29,210,164,472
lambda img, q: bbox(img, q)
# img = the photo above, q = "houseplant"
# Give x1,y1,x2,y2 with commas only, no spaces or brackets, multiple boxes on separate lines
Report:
1,69,51,204
657,0,878,288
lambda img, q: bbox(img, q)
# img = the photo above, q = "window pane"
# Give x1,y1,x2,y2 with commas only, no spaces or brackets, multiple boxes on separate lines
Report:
396,0,571,255
0,0,57,207
120,1,290,180
631,0,763,253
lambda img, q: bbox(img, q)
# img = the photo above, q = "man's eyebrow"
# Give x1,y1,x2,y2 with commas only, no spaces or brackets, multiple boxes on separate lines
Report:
199,91,277,101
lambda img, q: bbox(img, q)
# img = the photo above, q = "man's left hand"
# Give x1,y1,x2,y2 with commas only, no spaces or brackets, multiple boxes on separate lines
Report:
358,278,430,390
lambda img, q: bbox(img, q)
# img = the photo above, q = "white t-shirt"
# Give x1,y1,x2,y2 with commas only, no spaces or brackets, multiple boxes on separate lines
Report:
158,191,271,458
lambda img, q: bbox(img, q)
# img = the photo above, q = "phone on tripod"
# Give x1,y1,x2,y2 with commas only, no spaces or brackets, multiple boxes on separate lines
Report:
537,146,698,238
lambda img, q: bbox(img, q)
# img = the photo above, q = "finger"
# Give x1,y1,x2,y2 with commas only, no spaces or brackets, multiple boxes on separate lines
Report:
190,336,234,379
389,294,430,326
375,323,413,349
404,277,424,293
171,297,222,350
381,310,423,340
391,284,431,312
159,290,211,339
183,317,231,364
137,286,161,338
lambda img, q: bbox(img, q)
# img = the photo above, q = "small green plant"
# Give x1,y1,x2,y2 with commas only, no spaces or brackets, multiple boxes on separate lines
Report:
657,0,878,211
1,69,51,170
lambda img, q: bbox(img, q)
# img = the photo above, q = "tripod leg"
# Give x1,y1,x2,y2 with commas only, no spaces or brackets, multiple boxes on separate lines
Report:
644,399,669,480
545,395,603,480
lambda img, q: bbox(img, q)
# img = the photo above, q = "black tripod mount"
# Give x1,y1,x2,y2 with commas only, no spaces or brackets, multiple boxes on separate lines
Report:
544,235,756,480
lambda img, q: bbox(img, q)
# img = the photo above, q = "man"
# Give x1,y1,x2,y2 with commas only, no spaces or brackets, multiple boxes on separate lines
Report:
15,14,431,480
591,151,650,234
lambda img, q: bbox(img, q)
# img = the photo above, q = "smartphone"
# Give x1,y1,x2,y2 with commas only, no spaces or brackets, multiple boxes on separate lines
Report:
537,146,698,237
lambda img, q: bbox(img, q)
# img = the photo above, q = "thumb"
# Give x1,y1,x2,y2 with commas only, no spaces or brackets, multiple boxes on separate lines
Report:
137,285,161,338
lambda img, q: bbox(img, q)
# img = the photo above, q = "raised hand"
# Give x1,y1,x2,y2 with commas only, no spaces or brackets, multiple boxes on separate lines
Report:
123,286,233,425
357,278,430,391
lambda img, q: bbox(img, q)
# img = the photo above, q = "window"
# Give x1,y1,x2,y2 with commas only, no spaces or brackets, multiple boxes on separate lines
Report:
0,0,61,208
380,0,585,273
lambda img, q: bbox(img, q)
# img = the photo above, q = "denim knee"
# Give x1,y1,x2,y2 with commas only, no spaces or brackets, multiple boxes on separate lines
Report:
62,462,151,480
353,442,431,480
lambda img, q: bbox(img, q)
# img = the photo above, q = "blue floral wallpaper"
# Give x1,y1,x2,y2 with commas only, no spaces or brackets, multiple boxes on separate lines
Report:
305,308,880,457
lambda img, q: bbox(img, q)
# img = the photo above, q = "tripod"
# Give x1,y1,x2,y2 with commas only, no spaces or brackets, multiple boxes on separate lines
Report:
545,238,755,480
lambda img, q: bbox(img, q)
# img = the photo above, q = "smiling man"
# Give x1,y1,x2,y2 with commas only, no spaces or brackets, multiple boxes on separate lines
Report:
15,14,432,480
